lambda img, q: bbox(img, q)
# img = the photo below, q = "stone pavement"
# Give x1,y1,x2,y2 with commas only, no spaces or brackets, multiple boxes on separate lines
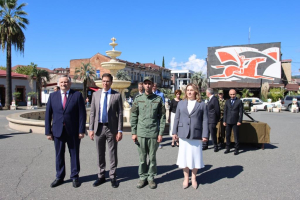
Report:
0,109,299,200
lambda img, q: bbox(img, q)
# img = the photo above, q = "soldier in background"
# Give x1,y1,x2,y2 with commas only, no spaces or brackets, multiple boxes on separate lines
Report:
218,90,226,149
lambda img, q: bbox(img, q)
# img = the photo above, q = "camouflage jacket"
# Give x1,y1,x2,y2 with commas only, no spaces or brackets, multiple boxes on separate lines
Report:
130,93,166,138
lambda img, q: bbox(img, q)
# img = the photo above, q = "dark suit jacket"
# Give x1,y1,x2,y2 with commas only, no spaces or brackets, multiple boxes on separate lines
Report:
89,89,123,134
207,96,220,124
172,100,208,140
223,98,243,124
45,89,86,137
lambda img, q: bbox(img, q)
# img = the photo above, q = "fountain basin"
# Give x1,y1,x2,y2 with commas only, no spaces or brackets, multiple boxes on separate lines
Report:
94,79,131,89
106,50,122,59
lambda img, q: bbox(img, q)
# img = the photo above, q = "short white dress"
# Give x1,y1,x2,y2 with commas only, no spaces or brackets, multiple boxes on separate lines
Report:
176,100,204,169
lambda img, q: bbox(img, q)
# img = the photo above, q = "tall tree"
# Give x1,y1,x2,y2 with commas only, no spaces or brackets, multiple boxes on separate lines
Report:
14,64,33,75
191,71,207,91
0,0,29,109
30,63,50,107
154,60,155,65
162,56,165,68
74,62,96,99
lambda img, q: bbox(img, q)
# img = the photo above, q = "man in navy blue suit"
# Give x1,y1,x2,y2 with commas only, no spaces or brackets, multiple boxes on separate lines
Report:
45,75,86,188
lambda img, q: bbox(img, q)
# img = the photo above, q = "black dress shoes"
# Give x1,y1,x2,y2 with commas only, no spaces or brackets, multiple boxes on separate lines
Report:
111,178,119,188
202,146,208,151
93,177,106,187
234,149,239,155
73,178,80,188
214,147,219,152
224,149,230,154
50,178,64,188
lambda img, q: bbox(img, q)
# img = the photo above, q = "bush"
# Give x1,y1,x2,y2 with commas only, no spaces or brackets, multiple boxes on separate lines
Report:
267,88,284,102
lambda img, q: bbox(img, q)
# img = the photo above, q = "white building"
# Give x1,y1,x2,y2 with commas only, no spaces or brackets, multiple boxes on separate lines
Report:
171,69,195,91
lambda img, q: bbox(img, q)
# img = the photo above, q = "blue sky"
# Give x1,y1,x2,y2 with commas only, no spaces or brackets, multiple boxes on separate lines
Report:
1,0,299,74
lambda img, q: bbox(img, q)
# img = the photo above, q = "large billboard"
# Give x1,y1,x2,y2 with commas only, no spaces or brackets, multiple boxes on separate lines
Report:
207,42,281,83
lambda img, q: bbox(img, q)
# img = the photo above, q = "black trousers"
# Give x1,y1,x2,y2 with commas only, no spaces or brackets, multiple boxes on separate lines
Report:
203,123,217,147
218,118,226,145
225,124,239,149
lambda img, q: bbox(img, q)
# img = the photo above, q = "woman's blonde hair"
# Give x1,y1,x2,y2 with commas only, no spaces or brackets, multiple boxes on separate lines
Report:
184,83,201,102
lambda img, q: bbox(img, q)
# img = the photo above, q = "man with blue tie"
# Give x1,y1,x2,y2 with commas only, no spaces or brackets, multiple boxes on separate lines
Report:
89,73,123,188
45,75,86,188
223,89,243,155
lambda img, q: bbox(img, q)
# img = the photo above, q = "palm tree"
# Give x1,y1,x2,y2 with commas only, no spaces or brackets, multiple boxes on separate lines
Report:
30,63,50,107
241,88,254,98
191,71,207,91
74,62,96,99
0,0,29,109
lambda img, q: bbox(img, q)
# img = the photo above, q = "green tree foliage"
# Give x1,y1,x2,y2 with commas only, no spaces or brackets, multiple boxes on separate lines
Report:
162,56,165,68
159,88,174,100
130,88,139,97
30,63,50,107
0,0,29,109
116,69,131,81
14,64,33,75
267,88,284,102
154,60,155,65
0,65,6,70
241,88,254,98
74,62,96,99
191,71,207,91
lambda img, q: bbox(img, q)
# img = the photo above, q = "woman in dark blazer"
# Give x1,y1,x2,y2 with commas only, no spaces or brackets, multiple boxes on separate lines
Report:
172,83,208,189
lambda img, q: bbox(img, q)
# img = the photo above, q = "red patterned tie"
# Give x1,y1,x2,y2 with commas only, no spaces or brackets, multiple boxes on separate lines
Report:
63,92,67,109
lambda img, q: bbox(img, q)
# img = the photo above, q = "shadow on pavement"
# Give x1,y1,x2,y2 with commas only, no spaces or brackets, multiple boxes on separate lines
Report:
0,132,29,139
198,165,243,184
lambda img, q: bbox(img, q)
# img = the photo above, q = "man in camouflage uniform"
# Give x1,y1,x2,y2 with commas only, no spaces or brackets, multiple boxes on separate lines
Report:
218,90,226,149
131,76,166,189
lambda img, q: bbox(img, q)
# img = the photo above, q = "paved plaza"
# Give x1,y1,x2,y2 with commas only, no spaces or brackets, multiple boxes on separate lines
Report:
0,109,299,200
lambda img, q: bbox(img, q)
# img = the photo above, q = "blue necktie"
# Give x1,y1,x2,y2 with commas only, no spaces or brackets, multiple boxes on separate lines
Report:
102,92,108,123
231,99,234,106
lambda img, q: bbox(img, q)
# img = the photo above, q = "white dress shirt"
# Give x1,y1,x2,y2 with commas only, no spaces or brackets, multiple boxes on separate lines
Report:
99,88,111,123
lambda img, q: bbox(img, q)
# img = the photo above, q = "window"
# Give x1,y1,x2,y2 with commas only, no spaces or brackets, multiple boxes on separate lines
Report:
286,96,293,100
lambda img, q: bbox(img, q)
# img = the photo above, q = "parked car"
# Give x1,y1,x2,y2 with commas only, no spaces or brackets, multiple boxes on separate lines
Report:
241,97,275,110
281,95,300,111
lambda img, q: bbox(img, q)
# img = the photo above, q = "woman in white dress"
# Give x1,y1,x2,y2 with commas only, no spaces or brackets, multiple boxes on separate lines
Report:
172,84,209,189
168,89,182,147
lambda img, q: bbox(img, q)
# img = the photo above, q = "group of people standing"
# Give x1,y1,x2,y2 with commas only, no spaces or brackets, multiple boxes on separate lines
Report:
45,73,243,190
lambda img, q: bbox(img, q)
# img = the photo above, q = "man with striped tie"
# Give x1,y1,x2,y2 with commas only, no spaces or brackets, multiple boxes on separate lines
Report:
45,75,86,188
223,89,243,155
89,73,123,188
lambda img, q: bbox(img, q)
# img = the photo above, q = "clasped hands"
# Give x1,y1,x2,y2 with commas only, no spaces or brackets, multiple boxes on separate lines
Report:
223,122,242,126
88,131,123,142
46,133,85,141
172,134,208,142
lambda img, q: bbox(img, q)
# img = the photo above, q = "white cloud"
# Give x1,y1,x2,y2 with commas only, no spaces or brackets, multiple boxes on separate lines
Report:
168,54,207,73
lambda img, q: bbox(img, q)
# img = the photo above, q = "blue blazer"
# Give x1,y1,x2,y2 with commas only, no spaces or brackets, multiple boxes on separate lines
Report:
172,100,209,140
45,89,86,137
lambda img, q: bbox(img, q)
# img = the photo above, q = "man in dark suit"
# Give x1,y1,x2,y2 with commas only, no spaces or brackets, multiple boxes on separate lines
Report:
89,73,123,188
203,88,220,152
45,75,86,188
223,89,243,155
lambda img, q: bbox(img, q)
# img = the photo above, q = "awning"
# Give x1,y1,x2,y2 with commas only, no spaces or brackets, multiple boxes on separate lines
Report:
89,87,100,92
210,81,260,89
285,84,299,91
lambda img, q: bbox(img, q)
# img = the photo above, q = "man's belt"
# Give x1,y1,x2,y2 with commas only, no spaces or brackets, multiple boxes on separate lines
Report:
99,122,109,126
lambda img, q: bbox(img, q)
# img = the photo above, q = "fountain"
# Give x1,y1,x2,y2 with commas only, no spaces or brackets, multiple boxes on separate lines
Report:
94,37,131,105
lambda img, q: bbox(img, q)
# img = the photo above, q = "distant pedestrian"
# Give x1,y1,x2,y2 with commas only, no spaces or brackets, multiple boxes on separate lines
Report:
53,86,60,92
168,89,182,147
202,88,220,152
218,90,226,149
152,83,165,149
223,89,243,155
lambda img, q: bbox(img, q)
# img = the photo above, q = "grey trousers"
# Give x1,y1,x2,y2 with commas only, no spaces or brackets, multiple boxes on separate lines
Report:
95,123,118,179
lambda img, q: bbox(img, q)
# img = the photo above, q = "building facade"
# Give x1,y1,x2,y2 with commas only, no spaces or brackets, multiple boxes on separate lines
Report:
171,69,195,91
206,42,291,97
0,70,36,106
69,53,171,87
